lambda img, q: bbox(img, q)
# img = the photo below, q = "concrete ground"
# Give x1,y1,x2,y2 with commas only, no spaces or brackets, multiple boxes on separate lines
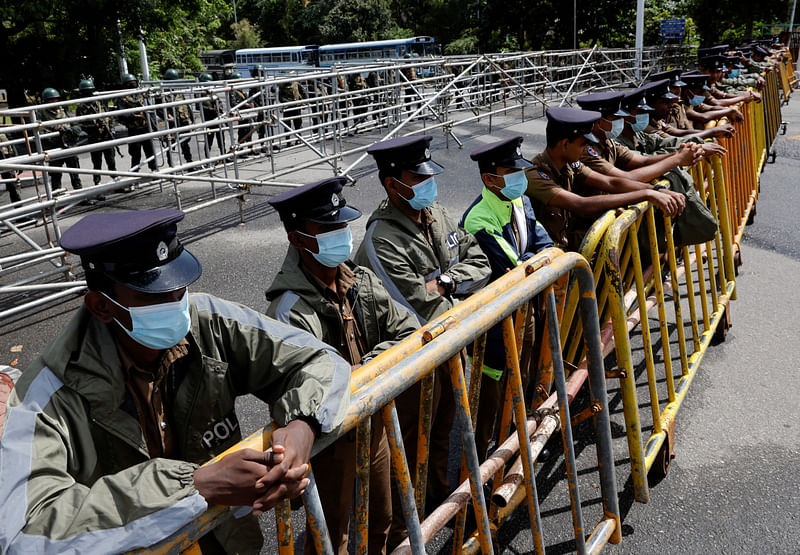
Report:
1,93,798,553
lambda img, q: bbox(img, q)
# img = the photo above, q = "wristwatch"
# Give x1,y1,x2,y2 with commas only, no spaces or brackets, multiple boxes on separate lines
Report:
437,273,454,296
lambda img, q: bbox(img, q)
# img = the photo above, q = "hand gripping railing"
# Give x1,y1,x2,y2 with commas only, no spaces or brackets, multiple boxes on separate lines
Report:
130,248,621,555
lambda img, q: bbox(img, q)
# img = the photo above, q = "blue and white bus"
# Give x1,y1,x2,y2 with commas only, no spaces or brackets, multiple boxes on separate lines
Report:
232,37,437,76
317,36,436,67
234,46,319,77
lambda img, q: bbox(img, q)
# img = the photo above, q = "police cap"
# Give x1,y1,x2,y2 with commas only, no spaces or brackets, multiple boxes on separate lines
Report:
575,92,629,117
268,176,361,228
724,55,745,69
469,136,532,173
60,209,201,294
545,107,601,143
699,55,726,70
621,87,654,112
648,69,687,87
367,136,444,176
642,79,678,101
681,73,711,91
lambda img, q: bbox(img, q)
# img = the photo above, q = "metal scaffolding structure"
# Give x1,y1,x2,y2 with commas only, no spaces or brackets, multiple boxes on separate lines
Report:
0,45,693,319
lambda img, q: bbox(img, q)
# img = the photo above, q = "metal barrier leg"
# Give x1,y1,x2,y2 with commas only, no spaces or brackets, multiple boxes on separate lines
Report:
275,500,294,555
382,402,425,554
446,354,495,555
303,470,335,555
501,317,545,554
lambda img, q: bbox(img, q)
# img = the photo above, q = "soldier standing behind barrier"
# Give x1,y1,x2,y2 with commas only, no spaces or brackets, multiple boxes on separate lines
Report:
228,71,255,156
76,79,115,194
309,79,329,136
249,66,268,154
162,69,194,164
352,136,491,548
460,137,553,460
279,77,306,146
266,177,419,555
349,72,369,132
0,209,352,553
525,107,682,251
198,73,225,155
1,132,23,205
117,74,158,172
39,87,86,195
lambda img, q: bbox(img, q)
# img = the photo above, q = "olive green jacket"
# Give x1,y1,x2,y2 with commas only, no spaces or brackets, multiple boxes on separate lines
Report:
353,200,491,325
265,247,419,363
0,293,350,553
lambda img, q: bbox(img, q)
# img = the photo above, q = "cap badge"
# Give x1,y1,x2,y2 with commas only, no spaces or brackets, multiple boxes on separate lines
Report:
424,148,431,159
331,193,340,207
516,146,522,156
156,241,169,261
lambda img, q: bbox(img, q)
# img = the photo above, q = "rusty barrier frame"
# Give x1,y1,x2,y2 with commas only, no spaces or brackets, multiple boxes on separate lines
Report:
599,151,737,503
131,249,621,555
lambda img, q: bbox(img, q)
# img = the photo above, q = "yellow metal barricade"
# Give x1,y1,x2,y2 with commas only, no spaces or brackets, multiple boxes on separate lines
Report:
600,152,737,503
132,249,622,555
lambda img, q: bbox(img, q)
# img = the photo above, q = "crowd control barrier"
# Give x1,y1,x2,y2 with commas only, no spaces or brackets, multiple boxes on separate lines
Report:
131,249,621,555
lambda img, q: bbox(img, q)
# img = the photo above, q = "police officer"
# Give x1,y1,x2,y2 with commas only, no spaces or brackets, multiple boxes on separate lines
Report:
698,56,760,105
163,68,194,164
39,87,85,194
116,74,158,172
279,77,306,145
576,91,699,183
680,73,744,128
525,107,682,251
0,209,350,553
461,137,553,459
198,72,225,156
266,176,419,555
352,136,491,546
618,85,727,158
76,79,115,194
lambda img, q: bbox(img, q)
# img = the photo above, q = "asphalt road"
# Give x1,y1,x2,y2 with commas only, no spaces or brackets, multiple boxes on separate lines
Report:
1,95,798,554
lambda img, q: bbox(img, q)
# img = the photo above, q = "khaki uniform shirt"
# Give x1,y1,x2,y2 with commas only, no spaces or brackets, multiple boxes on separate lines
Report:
579,137,635,175
525,150,593,251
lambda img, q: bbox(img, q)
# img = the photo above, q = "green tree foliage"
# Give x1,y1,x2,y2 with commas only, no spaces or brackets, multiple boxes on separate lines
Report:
0,0,231,107
230,18,263,49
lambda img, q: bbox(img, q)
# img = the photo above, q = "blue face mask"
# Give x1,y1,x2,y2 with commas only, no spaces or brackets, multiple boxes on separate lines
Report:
492,170,527,201
398,176,438,210
104,290,191,350
603,118,624,140
690,95,705,107
301,226,353,268
632,113,650,133
729,69,741,78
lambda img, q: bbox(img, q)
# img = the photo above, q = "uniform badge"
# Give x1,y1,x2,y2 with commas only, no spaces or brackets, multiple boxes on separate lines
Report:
586,146,600,157
424,148,431,159
156,241,169,261
515,146,522,156
537,170,550,180
331,193,340,207
446,231,459,250
569,161,582,169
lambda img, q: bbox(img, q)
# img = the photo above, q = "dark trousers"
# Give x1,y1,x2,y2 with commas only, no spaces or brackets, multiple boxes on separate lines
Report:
128,136,157,171
3,172,21,204
48,156,82,190
388,365,455,547
305,413,392,555
89,147,116,185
